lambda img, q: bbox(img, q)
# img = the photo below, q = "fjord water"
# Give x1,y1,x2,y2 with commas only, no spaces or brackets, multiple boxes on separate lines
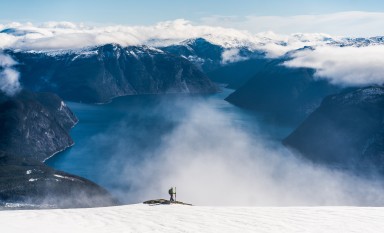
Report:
46,88,293,204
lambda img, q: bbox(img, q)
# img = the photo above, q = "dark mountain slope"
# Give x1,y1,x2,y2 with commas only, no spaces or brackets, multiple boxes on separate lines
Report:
226,61,342,126
284,86,384,175
207,58,271,89
0,153,118,209
7,44,218,103
160,38,224,72
161,38,267,88
0,91,77,161
0,91,118,208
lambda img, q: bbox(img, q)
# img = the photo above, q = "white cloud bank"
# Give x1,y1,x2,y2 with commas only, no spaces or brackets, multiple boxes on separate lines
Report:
284,46,384,86
0,54,21,96
95,99,384,206
221,48,247,64
201,11,384,37
1,16,384,87
0,19,336,58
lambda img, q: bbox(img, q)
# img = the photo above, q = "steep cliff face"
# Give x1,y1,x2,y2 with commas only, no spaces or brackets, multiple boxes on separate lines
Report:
283,86,384,175
7,44,218,103
0,91,77,161
0,91,119,209
225,61,341,126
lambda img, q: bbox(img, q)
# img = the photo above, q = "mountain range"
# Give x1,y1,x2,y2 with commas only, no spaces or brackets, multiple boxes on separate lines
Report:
1,35,384,208
160,38,384,175
6,43,218,103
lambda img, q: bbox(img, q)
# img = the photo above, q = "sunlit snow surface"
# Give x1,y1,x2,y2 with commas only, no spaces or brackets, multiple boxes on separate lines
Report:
1,204,384,233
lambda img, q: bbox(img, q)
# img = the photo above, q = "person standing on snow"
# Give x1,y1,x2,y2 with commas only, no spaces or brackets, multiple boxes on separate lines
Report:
169,187,176,202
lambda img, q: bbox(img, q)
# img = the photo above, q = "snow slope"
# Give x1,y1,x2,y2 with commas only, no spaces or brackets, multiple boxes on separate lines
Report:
1,204,384,233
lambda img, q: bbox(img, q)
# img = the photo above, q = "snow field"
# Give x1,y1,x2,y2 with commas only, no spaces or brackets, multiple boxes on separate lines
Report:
1,204,384,233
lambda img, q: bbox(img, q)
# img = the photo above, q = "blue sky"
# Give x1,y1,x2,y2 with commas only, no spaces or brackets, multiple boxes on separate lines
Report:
1,0,384,25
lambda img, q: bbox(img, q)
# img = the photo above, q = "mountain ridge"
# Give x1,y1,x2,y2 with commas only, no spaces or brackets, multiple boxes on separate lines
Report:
6,43,219,103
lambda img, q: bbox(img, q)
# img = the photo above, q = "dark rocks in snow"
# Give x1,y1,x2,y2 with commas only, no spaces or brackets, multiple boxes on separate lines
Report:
0,153,118,209
143,199,192,206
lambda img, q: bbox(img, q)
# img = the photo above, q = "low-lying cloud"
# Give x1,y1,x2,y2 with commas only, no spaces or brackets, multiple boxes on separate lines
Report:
0,20,336,58
221,49,247,64
201,11,384,37
2,19,384,88
78,96,384,206
284,45,384,86
0,54,21,96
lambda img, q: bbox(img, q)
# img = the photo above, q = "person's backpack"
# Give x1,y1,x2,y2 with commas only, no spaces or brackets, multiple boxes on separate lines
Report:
168,188,173,195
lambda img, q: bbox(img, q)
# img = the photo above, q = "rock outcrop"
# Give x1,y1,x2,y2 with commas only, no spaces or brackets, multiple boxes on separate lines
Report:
0,153,118,209
143,199,192,206
0,91,77,161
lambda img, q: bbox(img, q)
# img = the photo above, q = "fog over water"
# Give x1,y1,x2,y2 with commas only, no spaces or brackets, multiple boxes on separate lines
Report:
47,89,384,206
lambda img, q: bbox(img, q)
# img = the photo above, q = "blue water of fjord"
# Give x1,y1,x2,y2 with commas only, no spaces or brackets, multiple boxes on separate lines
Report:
46,88,293,203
